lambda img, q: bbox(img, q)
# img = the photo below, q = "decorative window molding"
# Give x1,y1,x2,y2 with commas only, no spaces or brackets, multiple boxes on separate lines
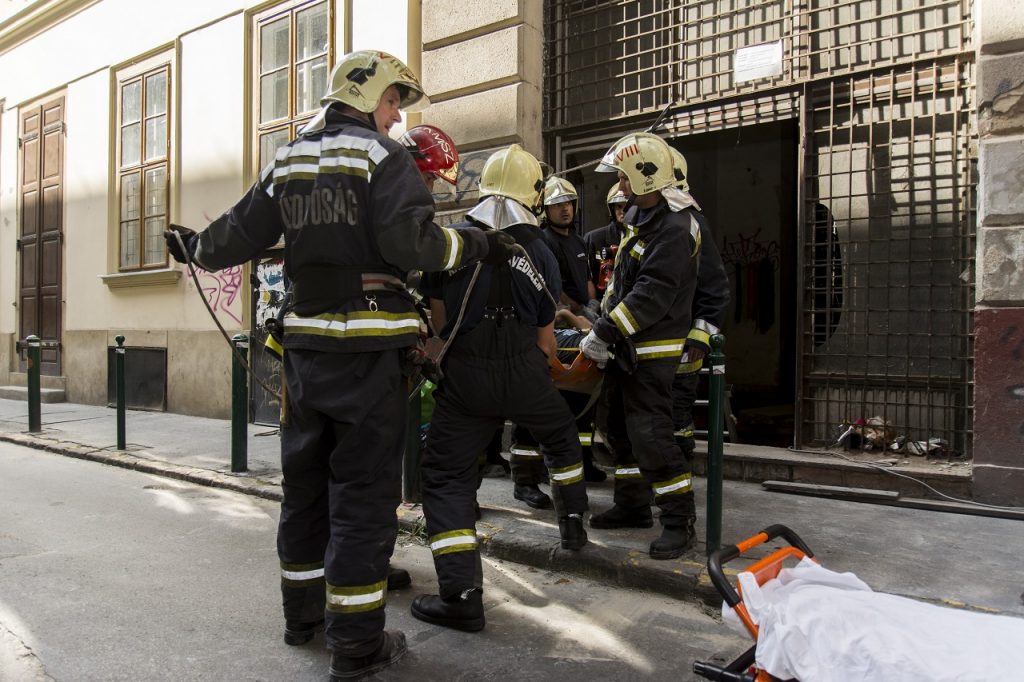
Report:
106,47,176,282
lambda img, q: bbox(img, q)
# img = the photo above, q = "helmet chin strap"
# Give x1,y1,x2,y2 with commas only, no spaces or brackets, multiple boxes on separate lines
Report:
367,111,377,131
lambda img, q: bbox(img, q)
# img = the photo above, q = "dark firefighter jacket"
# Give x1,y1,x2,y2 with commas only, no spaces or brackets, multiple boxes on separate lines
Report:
540,222,590,307
591,201,700,362
189,109,488,354
583,220,623,301
686,215,730,354
419,219,561,338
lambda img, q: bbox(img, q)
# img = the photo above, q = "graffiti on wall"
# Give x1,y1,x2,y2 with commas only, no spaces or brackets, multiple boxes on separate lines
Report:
721,228,780,334
197,266,244,325
429,148,497,206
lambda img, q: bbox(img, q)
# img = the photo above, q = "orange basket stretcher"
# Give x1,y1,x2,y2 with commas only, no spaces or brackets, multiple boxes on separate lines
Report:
693,524,816,682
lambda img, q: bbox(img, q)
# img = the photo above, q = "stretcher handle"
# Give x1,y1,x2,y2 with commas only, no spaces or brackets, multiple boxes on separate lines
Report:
708,524,814,608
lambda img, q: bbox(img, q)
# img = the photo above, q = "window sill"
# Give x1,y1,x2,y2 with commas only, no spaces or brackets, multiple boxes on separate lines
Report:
100,267,182,289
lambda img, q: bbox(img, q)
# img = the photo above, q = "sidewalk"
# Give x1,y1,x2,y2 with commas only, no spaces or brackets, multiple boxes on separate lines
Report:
2,398,1021,618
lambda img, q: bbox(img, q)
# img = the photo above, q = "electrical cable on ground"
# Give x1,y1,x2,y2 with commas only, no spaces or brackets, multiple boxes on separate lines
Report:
787,446,1024,512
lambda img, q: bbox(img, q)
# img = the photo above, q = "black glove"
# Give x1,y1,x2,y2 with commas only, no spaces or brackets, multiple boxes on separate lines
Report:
582,299,601,323
164,224,197,264
482,229,517,265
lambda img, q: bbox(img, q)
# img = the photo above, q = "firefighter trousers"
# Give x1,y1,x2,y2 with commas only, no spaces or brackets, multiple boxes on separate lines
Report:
510,390,595,484
595,359,696,526
278,348,406,656
422,320,589,599
671,367,700,458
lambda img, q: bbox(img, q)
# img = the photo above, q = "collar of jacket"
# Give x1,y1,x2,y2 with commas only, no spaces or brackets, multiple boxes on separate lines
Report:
299,105,376,136
541,220,577,237
623,200,668,231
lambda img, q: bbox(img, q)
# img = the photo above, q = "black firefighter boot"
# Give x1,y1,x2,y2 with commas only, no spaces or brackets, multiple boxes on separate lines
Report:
649,520,696,560
387,566,411,590
513,483,552,509
410,587,485,632
589,504,654,529
329,630,408,680
558,513,588,550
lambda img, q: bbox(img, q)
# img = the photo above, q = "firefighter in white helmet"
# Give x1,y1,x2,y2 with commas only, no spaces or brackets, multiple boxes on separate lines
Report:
165,50,515,680
413,144,589,632
579,132,702,560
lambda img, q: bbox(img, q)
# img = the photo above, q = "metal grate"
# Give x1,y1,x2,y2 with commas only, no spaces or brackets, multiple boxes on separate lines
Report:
799,57,976,455
544,0,972,133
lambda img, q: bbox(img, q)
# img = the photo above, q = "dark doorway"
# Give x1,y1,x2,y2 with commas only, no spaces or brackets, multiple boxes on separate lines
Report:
567,120,800,447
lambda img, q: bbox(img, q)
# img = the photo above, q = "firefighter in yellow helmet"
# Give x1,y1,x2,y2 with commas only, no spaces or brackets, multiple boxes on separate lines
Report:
413,144,589,632
540,177,596,315
579,132,703,560
584,184,630,303
165,50,515,681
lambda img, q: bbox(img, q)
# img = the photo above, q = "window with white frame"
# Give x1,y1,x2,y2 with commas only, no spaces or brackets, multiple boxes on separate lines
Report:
116,61,170,270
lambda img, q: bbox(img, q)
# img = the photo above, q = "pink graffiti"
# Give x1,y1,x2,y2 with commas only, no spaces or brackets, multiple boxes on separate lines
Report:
199,266,243,325
721,228,780,268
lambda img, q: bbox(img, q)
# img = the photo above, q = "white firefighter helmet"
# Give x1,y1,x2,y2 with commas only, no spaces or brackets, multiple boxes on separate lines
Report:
478,144,544,211
606,184,629,206
321,50,428,113
543,176,578,206
597,132,675,196
669,146,689,192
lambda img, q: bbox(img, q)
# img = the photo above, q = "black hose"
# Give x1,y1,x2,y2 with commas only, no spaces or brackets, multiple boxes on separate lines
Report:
170,230,283,400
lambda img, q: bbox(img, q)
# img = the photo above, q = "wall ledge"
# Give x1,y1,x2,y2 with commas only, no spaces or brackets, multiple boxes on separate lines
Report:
100,268,182,289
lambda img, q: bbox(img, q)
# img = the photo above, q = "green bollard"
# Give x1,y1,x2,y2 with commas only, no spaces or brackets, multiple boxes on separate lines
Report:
115,335,126,449
25,335,41,433
706,334,726,556
231,334,249,473
403,385,422,503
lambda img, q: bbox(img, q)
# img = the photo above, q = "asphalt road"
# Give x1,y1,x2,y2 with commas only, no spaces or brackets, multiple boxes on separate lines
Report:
0,441,748,681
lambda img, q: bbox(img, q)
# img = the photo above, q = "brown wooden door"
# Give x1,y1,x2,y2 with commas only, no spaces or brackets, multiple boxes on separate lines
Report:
19,96,64,376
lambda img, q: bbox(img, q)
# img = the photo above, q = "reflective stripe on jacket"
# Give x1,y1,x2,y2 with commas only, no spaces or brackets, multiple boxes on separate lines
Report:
592,201,700,362
192,109,488,353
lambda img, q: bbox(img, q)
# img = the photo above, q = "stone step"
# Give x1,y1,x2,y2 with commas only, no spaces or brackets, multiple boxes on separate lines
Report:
688,442,972,500
7,372,67,391
0,386,66,403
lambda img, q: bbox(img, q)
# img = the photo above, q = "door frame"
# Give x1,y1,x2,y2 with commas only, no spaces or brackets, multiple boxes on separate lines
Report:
17,91,66,376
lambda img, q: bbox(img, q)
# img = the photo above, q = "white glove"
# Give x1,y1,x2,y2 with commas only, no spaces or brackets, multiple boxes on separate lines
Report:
579,330,610,368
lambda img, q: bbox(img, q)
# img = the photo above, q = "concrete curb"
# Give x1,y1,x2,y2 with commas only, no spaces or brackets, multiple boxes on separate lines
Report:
4,430,723,607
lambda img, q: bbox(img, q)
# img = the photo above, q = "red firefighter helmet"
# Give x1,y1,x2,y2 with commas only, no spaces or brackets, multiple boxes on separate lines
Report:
399,124,460,186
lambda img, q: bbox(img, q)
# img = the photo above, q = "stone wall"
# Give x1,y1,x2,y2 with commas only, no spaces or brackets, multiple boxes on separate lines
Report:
973,0,1024,504
420,0,542,158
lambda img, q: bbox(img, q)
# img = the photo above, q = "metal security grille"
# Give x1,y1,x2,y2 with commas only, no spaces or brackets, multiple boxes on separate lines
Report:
799,57,976,455
544,0,978,455
544,0,972,133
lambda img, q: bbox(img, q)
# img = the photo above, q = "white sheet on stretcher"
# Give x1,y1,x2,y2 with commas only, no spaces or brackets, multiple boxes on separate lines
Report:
722,557,1024,681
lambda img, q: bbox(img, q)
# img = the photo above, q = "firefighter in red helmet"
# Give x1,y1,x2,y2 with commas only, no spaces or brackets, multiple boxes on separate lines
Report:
399,124,460,192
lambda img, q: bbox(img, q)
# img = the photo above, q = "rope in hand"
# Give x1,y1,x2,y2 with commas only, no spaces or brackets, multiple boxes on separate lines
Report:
170,230,283,401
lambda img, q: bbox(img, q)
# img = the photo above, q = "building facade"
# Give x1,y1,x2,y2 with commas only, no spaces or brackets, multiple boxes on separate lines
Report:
1,0,1021,503
0,0,418,419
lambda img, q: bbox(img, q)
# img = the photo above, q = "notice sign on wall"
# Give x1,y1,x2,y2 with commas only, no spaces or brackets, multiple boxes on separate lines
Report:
734,41,784,83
